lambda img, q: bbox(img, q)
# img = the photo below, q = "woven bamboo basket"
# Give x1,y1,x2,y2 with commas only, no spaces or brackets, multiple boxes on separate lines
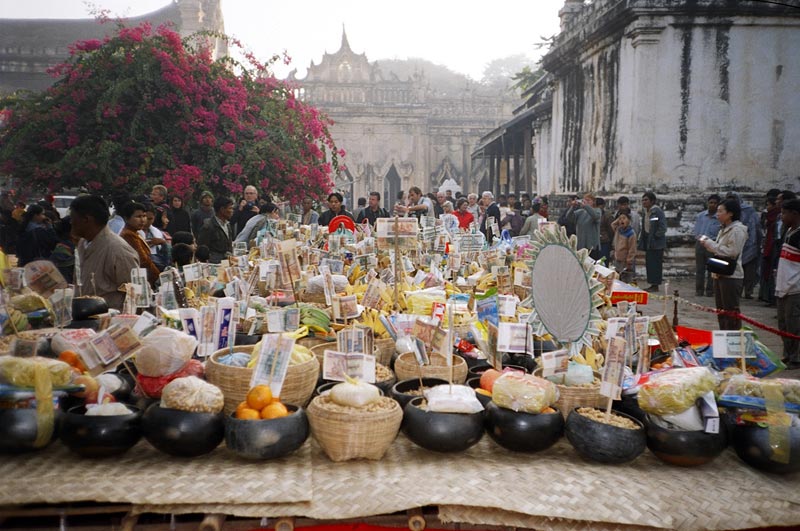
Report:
373,338,396,366
307,395,402,461
297,290,328,304
297,336,333,350
310,342,335,368
206,346,320,414
393,352,468,384
533,368,603,419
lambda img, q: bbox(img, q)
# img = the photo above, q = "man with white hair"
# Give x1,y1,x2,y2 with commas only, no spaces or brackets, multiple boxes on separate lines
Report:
480,191,501,242
231,185,260,235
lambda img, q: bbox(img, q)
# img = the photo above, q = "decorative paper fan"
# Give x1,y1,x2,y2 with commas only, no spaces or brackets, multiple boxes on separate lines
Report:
522,226,604,358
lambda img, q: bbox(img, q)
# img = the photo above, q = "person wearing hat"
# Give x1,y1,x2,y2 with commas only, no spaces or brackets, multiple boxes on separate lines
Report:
191,191,214,234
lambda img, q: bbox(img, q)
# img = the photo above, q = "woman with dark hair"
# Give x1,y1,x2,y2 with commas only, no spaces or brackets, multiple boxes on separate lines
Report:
165,195,192,235
700,198,748,329
49,217,76,283
16,204,58,266
318,192,354,227
119,202,160,288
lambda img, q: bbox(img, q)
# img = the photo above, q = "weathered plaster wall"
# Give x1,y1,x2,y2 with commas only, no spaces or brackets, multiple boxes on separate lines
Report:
540,7,800,195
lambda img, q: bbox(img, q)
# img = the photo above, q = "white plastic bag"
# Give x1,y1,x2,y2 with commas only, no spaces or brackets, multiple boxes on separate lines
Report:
424,384,484,414
135,327,198,377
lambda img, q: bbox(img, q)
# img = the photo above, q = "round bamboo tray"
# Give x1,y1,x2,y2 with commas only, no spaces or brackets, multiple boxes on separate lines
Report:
307,395,402,462
206,347,320,414
533,368,603,419
393,352,467,384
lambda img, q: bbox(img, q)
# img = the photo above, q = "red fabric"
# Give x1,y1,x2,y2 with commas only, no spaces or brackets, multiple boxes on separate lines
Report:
136,359,204,398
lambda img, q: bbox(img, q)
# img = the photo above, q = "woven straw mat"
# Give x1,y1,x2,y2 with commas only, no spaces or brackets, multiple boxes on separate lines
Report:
0,440,311,505
134,437,800,530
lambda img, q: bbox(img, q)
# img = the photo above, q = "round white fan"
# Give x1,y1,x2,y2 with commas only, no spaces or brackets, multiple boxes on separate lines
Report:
524,227,604,357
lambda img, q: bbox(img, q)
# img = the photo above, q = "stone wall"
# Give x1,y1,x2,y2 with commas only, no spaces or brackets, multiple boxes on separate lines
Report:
536,0,800,196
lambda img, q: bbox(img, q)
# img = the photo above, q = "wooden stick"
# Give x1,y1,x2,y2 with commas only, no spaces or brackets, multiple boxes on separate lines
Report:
740,328,746,374
604,394,614,423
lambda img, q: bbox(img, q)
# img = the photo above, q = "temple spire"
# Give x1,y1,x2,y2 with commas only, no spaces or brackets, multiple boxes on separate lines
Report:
340,24,352,53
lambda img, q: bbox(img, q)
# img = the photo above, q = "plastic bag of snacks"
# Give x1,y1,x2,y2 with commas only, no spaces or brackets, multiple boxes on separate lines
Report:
492,372,558,414
161,376,224,414
425,384,483,414
722,374,800,405
637,366,717,416
0,356,73,387
135,327,198,377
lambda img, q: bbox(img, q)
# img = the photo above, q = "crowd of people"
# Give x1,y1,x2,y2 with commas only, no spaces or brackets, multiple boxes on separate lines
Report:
0,183,797,367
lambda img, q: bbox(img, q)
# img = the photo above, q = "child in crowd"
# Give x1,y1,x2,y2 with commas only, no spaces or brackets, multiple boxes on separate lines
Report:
612,211,636,283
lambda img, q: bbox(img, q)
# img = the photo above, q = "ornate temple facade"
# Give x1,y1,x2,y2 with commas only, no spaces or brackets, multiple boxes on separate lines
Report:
292,31,514,209
0,0,225,94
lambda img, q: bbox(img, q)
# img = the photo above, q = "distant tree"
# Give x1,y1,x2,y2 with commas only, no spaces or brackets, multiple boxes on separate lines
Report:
480,53,532,89
0,21,341,203
510,65,546,93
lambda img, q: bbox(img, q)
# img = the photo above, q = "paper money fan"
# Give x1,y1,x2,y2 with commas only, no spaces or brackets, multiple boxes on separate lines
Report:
522,226,605,358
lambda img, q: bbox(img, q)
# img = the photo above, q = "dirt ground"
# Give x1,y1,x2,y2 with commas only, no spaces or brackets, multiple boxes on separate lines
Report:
635,275,799,379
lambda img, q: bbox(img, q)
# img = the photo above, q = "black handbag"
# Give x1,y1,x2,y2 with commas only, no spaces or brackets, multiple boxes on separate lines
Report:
706,255,737,276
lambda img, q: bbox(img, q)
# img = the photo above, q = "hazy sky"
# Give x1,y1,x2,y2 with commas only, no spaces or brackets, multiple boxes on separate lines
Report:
0,0,564,80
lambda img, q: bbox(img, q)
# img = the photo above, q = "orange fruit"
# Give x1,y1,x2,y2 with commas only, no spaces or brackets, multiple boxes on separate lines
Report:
236,407,261,420
58,350,87,372
235,401,250,417
260,401,289,420
246,385,273,410
475,388,492,397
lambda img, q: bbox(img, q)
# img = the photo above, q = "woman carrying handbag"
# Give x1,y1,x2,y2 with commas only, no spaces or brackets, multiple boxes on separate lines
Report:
699,198,748,330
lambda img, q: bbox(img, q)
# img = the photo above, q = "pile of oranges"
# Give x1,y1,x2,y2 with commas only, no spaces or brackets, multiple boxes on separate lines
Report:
235,384,289,420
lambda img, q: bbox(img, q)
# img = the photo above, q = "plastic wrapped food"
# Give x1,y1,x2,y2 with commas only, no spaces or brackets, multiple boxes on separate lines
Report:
86,403,134,416
424,384,483,414
51,329,96,356
161,376,224,414
492,372,558,414
637,367,717,416
722,375,800,405
136,359,204,398
0,356,73,387
135,327,198,377
217,352,251,367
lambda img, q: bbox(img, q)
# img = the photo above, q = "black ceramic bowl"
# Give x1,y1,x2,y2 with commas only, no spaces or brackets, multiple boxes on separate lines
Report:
402,396,484,453
225,405,309,460
645,418,728,466
60,405,142,457
565,407,646,464
142,404,224,457
0,407,60,453
234,332,261,346
485,402,564,453
461,356,492,372
504,354,537,373
465,377,492,407
72,296,109,321
612,394,647,424
467,364,492,380
390,378,448,409
732,422,800,475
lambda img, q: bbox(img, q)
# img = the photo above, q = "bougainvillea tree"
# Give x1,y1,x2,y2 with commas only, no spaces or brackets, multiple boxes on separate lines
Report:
0,21,341,203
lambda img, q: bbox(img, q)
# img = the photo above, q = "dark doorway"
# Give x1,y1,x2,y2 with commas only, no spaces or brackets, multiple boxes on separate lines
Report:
383,164,401,211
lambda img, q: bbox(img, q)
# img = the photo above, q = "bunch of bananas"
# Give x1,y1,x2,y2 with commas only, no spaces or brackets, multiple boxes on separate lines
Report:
360,308,390,338
573,344,604,371
476,273,496,291
2,308,29,334
348,264,366,285
299,305,331,335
